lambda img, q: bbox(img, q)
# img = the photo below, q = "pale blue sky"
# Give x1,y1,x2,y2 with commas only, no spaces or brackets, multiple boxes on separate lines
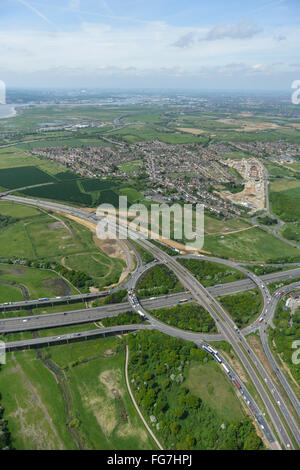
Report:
0,0,299,89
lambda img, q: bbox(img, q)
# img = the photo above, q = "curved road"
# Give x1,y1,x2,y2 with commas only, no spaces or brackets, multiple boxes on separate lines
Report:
1,194,300,449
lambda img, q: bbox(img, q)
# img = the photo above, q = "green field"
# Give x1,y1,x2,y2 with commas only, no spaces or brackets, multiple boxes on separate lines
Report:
21,180,93,206
0,349,75,449
279,222,300,243
63,252,125,289
204,214,252,236
270,179,300,222
186,361,244,422
0,283,23,303
264,161,296,179
0,166,55,189
0,201,126,293
0,264,76,304
108,124,206,144
203,226,300,263
0,202,89,260
118,160,143,174
0,336,155,450
0,147,66,174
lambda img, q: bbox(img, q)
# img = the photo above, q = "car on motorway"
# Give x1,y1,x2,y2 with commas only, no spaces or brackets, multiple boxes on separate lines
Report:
22,319,28,323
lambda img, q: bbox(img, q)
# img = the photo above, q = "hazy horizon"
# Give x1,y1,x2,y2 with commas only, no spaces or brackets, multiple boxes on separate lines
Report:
0,0,299,91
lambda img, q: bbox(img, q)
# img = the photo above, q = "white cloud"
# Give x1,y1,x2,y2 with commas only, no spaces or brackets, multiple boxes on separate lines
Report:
0,18,299,88
172,32,197,48
204,19,263,41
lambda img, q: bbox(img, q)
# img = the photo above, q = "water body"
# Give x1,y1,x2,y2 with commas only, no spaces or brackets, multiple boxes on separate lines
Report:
0,104,17,119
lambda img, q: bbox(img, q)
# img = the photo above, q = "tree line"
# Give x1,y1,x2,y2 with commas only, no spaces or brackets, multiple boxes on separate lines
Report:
127,330,263,450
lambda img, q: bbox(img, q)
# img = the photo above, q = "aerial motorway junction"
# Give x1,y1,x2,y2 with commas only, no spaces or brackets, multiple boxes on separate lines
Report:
1,194,300,451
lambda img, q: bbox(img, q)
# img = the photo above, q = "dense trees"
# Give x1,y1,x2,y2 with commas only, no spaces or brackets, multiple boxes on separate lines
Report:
257,215,278,226
223,182,244,194
0,214,18,231
271,299,300,384
218,289,262,328
127,330,263,450
245,265,285,276
149,303,217,333
136,264,182,298
54,262,92,290
178,259,245,287
94,289,127,306
102,311,142,327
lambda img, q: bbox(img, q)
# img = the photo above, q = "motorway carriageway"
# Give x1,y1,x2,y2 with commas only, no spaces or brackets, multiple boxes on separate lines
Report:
2,194,300,449
1,266,300,312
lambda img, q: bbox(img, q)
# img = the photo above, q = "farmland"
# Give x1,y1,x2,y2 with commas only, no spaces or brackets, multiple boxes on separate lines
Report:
0,147,68,174
0,166,55,189
1,97,300,451
21,180,93,206
20,177,144,208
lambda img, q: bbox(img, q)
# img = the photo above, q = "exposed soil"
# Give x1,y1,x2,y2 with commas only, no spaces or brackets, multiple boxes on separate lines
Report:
42,278,71,296
0,266,26,276
176,127,205,135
